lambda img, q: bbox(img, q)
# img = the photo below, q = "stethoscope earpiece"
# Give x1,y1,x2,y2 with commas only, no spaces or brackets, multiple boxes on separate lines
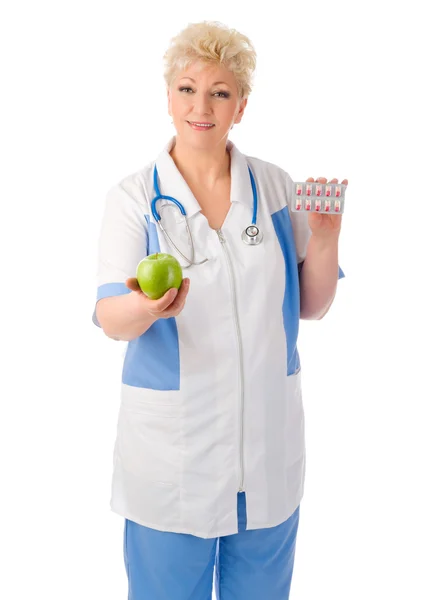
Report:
241,224,263,245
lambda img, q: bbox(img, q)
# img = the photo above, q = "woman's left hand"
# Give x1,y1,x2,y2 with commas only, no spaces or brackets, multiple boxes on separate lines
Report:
305,177,348,238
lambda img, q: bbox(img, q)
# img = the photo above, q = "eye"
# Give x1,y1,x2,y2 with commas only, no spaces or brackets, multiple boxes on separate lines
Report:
214,91,230,98
178,87,193,93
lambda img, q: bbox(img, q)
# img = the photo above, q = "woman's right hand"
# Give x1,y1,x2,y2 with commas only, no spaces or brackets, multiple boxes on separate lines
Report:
125,277,190,320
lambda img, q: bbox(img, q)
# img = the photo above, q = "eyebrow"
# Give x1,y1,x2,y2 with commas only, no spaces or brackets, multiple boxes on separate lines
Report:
179,77,230,86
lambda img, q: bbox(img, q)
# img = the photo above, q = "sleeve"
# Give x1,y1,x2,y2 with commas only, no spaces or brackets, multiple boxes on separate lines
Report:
285,173,345,280
92,182,148,328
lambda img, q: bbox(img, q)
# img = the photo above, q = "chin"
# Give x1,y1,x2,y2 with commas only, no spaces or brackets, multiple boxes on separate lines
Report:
178,129,220,150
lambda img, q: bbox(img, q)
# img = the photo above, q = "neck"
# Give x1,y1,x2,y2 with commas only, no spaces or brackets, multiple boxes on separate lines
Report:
169,136,230,191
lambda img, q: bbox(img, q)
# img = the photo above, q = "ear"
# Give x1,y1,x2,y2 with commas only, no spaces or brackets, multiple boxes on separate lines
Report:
167,88,172,117
234,98,248,125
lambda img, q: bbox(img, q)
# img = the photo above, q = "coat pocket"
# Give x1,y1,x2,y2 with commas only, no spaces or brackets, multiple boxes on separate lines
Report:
121,384,182,413
116,387,182,485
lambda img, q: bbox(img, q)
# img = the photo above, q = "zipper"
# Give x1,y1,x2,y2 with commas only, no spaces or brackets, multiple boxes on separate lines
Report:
216,228,245,493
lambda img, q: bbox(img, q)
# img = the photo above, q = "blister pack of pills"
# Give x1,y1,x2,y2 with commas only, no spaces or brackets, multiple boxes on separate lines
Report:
291,182,347,214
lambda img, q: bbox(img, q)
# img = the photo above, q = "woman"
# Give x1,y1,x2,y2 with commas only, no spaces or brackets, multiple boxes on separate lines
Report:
93,20,347,600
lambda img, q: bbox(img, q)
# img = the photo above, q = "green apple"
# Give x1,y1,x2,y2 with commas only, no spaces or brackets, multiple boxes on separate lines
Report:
136,253,183,300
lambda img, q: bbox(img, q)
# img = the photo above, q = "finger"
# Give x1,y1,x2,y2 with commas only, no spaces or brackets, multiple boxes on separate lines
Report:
305,177,315,182
160,279,190,317
328,178,339,183
175,278,190,296
125,277,141,292
147,287,179,314
170,279,190,312
342,179,348,185
153,278,189,312
315,177,327,183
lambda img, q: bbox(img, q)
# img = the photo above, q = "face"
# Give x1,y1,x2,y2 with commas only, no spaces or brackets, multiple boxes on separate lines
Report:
167,60,247,151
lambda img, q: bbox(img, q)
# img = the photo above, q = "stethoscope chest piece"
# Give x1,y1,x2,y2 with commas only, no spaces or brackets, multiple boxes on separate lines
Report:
241,224,263,245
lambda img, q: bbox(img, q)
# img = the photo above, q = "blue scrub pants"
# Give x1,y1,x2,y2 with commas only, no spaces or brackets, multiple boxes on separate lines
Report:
123,492,300,599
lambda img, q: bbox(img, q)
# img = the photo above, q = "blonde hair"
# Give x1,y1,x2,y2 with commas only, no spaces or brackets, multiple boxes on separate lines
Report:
163,21,256,99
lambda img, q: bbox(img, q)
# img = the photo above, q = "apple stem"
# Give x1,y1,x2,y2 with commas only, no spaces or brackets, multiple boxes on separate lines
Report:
155,252,158,259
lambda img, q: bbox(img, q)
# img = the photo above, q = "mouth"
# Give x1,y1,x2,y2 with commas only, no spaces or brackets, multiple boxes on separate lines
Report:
187,121,215,130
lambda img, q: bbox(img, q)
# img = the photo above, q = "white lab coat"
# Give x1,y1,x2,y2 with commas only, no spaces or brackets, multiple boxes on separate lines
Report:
93,136,344,539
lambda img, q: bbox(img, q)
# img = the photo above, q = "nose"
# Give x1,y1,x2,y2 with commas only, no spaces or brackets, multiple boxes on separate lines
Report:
192,92,212,116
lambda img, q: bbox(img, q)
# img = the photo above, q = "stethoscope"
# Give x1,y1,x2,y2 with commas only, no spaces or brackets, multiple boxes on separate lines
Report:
151,164,263,268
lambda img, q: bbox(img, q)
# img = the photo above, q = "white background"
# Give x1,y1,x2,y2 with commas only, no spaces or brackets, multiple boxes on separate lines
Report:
1,0,425,598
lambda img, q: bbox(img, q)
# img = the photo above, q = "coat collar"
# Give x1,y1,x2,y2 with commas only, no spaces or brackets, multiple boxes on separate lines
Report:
153,136,254,219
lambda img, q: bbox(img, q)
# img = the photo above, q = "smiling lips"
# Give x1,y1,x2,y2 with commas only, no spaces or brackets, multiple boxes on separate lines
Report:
188,121,215,130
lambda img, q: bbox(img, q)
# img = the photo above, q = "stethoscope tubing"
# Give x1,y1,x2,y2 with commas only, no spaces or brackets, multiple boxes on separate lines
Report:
151,164,261,266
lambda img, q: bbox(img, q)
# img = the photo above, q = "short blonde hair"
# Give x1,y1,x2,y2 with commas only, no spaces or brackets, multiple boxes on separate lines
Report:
163,21,256,99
